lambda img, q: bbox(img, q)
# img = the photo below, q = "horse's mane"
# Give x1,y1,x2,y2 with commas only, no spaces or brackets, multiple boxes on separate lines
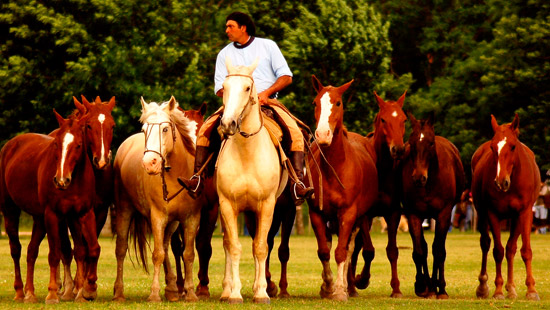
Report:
139,100,196,156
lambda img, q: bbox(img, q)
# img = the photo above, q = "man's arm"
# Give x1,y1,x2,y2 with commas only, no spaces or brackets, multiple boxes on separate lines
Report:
258,75,292,104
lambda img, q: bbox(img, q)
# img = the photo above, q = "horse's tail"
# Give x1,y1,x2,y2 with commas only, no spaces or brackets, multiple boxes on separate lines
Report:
128,212,151,274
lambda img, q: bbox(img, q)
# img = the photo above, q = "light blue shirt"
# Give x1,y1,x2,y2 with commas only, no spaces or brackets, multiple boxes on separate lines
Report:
214,37,292,95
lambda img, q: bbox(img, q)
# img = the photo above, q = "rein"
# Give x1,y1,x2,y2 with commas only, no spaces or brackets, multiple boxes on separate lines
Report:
143,121,183,202
225,74,263,138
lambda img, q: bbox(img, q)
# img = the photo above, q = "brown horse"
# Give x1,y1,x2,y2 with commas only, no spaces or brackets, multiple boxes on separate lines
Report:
471,114,541,300
113,97,202,302
0,110,100,304
306,76,378,301
401,112,465,298
170,102,221,299
350,91,408,298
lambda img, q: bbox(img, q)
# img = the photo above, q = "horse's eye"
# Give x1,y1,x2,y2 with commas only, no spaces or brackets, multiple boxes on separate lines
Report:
381,118,386,124
163,127,169,133
336,101,341,107
511,145,516,151
246,86,251,92
87,124,92,129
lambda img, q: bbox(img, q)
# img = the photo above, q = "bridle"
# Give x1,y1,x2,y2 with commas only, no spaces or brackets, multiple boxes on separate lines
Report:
225,74,263,138
143,121,182,202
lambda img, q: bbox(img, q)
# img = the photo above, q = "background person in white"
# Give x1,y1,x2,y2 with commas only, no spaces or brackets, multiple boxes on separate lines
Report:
179,11,313,205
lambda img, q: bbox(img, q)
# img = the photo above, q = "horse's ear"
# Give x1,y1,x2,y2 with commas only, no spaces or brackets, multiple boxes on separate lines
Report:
107,96,116,110
407,111,418,126
373,91,385,107
249,57,259,73
311,75,323,93
199,101,207,117
73,96,86,114
140,96,148,112
53,109,65,127
168,96,178,110
81,95,92,110
94,96,102,104
337,79,354,95
490,114,499,132
396,90,407,108
511,113,520,135
226,56,234,73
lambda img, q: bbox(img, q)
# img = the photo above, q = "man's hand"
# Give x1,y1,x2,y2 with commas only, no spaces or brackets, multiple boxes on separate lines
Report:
257,91,269,104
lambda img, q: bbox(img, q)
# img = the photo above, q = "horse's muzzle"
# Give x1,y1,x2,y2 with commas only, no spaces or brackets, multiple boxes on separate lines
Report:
390,144,406,160
53,176,71,190
494,177,511,192
220,118,238,136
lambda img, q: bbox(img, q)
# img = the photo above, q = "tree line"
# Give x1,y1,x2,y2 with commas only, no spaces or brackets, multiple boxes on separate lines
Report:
1,0,549,181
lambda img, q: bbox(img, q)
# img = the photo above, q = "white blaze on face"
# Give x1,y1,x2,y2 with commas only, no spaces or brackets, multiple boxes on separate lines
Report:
98,114,106,160
317,92,333,133
60,132,75,177
419,133,424,142
391,110,398,117
496,137,507,177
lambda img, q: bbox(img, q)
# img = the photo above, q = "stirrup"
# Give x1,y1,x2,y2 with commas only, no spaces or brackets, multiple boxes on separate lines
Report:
293,181,313,200
188,174,201,193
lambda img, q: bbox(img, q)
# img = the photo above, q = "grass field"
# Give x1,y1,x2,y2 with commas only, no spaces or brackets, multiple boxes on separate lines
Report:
0,227,549,309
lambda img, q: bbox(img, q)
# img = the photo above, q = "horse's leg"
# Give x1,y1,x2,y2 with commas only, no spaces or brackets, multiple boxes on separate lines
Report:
162,221,180,302
22,216,46,303
310,210,334,299
251,197,276,304
488,212,505,299
476,211,491,298
384,208,403,298
407,214,431,298
195,202,218,299
147,210,167,302
219,197,242,303
518,208,539,300
354,217,375,291
75,209,100,302
503,216,520,299
112,198,133,302
59,221,75,301
44,208,61,304
2,206,24,302
277,198,296,298
432,209,452,299
170,224,184,295
331,207,358,301
347,231,361,298
181,213,201,302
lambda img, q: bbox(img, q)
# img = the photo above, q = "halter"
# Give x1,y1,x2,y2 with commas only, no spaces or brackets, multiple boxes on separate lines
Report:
225,74,263,138
143,121,180,202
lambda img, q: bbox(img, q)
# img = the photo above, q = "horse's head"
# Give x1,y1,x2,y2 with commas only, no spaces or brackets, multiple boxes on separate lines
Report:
220,58,259,136
140,96,179,175
490,113,520,192
311,75,353,146
73,95,116,170
52,110,87,190
179,101,207,144
407,112,436,187
373,91,407,159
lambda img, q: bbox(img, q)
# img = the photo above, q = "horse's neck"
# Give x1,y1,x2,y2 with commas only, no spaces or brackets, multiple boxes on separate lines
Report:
373,131,393,170
165,132,194,176
320,127,347,168
240,99,262,134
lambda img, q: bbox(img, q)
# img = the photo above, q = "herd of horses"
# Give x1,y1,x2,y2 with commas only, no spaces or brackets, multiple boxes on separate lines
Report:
0,62,543,304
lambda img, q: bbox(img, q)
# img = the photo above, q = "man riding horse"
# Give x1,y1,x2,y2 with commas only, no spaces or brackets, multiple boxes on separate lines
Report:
178,11,314,205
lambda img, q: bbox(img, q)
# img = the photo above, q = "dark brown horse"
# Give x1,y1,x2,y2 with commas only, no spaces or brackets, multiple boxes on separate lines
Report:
350,91,408,298
401,112,465,298
0,111,100,304
471,114,541,300
306,76,378,301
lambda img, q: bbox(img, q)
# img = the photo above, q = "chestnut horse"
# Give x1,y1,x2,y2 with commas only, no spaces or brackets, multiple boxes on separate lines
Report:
216,59,287,304
350,91,407,298
471,114,541,300
306,76,378,301
401,112,465,298
171,102,221,298
0,111,100,304
113,97,202,302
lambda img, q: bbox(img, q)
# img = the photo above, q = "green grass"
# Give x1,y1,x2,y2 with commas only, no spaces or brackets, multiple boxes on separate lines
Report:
0,229,549,309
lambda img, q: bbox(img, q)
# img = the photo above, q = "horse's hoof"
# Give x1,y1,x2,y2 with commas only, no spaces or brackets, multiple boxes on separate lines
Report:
437,293,449,299
493,293,505,300
165,290,180,302
278,290,291,298
60,290,75,301
330,292,348,302
506,292,518,299
390,291,404,298
81,288,97,301
184,291,199,302
253,296,270,304
45,298,60,304
228,297,243,304
14,291,25,302
112,296,126,302
320,285,334,299
526,292,540,301
219,296,228,302
348,290,359,298
147,294,162,302
23,294,38,304
196,284,210,299
266,282,278,297
354,274,370,290
476,285,490,299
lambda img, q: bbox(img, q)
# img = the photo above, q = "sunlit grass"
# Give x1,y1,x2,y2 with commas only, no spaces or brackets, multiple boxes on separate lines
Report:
0,227,549,309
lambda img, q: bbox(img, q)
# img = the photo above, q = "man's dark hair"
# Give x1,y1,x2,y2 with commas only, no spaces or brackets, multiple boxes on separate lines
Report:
226,12,256,37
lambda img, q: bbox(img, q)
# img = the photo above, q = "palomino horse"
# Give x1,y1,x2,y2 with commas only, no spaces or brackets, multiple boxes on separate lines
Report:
216,59,287,304
306,76,378,301
113,97,202,302
0,111,100,304
350,91,407,298
471,114,541,300
170,102,221,298
401,112,465,298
